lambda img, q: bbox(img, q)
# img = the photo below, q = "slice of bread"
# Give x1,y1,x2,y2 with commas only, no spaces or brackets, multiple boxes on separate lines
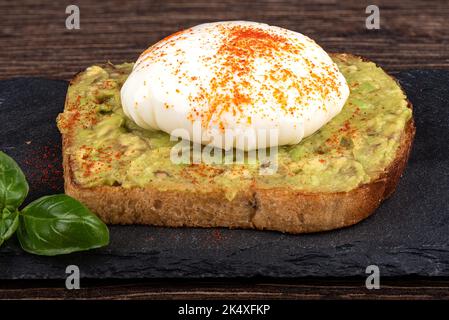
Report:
61,54,415,234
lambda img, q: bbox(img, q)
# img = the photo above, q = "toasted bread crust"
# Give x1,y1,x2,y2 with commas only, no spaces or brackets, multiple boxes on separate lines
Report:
251,116,415,233
62,55,415,234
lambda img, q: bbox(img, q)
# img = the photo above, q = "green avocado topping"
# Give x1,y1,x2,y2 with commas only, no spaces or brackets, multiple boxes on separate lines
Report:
57,55,412,199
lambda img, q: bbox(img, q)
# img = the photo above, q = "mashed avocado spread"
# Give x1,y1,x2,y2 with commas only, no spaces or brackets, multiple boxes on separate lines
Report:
57,55,412,200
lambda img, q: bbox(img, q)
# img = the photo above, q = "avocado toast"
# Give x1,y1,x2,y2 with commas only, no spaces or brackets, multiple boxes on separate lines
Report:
57,54,415,233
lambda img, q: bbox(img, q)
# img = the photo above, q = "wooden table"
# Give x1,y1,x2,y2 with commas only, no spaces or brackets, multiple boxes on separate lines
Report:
1,0,448,300
2,0,449,80
1,278,449,300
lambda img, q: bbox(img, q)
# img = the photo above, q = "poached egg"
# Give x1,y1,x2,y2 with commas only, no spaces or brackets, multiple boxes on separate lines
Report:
121,21,349,150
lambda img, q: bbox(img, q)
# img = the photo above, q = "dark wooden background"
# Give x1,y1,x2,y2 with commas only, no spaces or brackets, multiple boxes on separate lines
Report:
1,0,449,300
1,278,449,300
1,0,449,80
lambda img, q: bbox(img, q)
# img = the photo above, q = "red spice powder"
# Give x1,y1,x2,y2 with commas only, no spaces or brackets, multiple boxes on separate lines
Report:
189,25,297,128
187,25,339,130
212,229,222,242
23,143,63,192
78,145,119,178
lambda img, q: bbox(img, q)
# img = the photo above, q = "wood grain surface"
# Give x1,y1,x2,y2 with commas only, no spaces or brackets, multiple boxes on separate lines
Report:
1,0,449,300
1,0,449,80
1,279,449,300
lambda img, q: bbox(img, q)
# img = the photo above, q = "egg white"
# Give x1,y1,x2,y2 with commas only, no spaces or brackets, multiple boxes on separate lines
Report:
121,21,349,150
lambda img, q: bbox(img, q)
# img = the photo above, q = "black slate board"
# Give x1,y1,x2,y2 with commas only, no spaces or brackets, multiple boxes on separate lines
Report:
0,71,448,280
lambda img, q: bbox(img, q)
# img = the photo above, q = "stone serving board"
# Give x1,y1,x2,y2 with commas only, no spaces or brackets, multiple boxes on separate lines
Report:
0,70,448,279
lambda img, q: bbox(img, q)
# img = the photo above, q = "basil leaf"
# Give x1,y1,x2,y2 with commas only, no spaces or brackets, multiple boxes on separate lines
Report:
0,207,19,246
0,151,29,211
17,194,109,256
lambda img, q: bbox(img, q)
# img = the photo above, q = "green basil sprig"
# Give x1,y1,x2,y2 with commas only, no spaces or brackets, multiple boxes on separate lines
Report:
0,151,109,255
0,151,29,210
18,195,109,255
0,208,19,246
0,151,28,245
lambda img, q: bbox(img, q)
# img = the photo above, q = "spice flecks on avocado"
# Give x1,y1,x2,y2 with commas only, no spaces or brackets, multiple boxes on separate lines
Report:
57,55,412,197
